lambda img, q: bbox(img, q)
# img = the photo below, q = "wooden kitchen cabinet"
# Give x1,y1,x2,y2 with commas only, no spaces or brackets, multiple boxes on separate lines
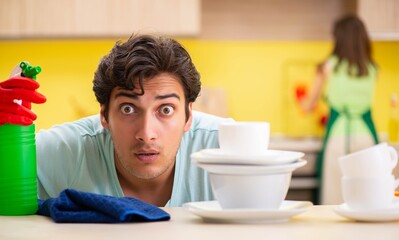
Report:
200,0,357,40
358,0,399,40
0,0,200,38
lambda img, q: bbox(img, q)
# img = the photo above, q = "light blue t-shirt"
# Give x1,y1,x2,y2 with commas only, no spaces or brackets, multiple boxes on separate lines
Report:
36,111,233,206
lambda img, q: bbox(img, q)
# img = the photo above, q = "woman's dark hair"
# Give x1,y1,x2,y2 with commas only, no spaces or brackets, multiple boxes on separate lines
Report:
93,34,201,121
331,15,376,77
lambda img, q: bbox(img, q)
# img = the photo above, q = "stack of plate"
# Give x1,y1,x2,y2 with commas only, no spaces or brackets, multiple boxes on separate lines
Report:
191,148,307,175
188,148,311,223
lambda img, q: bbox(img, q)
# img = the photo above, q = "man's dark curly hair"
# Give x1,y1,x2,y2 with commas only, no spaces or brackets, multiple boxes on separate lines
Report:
93,34,201,121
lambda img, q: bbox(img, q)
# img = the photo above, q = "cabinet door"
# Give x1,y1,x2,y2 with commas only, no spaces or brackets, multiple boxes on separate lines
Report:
0,0,200,38
358,0,399,40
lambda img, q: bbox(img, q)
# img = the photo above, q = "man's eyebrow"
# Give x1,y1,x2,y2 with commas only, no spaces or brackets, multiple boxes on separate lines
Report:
114,92,181,101
156,93,181,101
115,92,138,99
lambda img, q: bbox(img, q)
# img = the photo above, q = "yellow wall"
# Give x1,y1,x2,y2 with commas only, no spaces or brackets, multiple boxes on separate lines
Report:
1,39,398,137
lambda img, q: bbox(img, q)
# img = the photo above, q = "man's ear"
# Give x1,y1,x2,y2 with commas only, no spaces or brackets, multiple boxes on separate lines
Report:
100,105,109,129
184,102,193,132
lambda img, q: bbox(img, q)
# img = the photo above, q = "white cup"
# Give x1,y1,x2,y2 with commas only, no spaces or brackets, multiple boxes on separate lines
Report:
218,121,270,156
342,175,399,211
209,171,292,209
338,142,398,177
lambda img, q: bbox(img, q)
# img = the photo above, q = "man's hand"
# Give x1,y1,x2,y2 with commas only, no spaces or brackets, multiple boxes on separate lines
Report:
0,76,46,126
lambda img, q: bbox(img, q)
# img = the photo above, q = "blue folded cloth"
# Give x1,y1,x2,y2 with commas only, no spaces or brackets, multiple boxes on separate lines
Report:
37,189,170,223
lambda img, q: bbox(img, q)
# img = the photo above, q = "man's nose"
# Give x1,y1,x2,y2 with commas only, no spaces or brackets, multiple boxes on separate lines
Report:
135,113,158,142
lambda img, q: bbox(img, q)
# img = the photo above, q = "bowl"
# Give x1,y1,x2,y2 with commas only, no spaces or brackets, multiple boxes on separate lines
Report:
191,150,306,210
209,171,292,209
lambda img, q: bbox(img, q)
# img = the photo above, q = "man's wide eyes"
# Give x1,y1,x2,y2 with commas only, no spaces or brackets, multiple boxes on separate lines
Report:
120,104,135,114
119,104,174,116
159,105,174,116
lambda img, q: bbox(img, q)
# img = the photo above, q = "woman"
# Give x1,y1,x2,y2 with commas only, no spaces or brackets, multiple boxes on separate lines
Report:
302,15,379,204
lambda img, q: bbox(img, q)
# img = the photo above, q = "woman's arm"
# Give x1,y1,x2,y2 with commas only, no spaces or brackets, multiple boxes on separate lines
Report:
301,62,329,113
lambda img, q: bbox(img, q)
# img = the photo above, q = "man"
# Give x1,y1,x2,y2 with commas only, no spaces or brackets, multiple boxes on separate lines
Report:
0,34,232,207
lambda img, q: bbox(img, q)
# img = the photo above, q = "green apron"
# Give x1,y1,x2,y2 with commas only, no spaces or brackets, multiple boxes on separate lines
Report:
312,55,378,203
315,107,379,203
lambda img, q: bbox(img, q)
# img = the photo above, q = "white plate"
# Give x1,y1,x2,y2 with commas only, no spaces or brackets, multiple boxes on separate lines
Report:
183,200,313,223
334,200,399,222
192,159,307,175
196,149,304,165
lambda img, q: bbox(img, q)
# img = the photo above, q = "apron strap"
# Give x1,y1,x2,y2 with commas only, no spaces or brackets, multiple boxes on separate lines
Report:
316,107,340,179
314,108,339,203
361,109,379,145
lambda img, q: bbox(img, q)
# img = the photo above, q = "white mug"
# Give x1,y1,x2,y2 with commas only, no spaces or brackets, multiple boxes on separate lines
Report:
341,175,399,211
218,121,270,156
338,142,398,177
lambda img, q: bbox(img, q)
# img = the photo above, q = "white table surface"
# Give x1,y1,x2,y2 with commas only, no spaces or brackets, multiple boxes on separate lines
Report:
1,205,399,240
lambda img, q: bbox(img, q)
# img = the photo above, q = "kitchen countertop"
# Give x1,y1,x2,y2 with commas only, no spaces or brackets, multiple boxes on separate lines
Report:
269,137,321,177
269,137,322,152
1,205,399,240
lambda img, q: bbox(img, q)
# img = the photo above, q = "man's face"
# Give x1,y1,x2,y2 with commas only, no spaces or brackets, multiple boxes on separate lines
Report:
101,73,192,181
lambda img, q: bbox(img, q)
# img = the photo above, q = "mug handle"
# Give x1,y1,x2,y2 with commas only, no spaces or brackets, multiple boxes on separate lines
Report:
389,146,398,168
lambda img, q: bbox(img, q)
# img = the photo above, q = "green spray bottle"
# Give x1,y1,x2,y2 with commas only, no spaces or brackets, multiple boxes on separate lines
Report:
0,62,41,215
